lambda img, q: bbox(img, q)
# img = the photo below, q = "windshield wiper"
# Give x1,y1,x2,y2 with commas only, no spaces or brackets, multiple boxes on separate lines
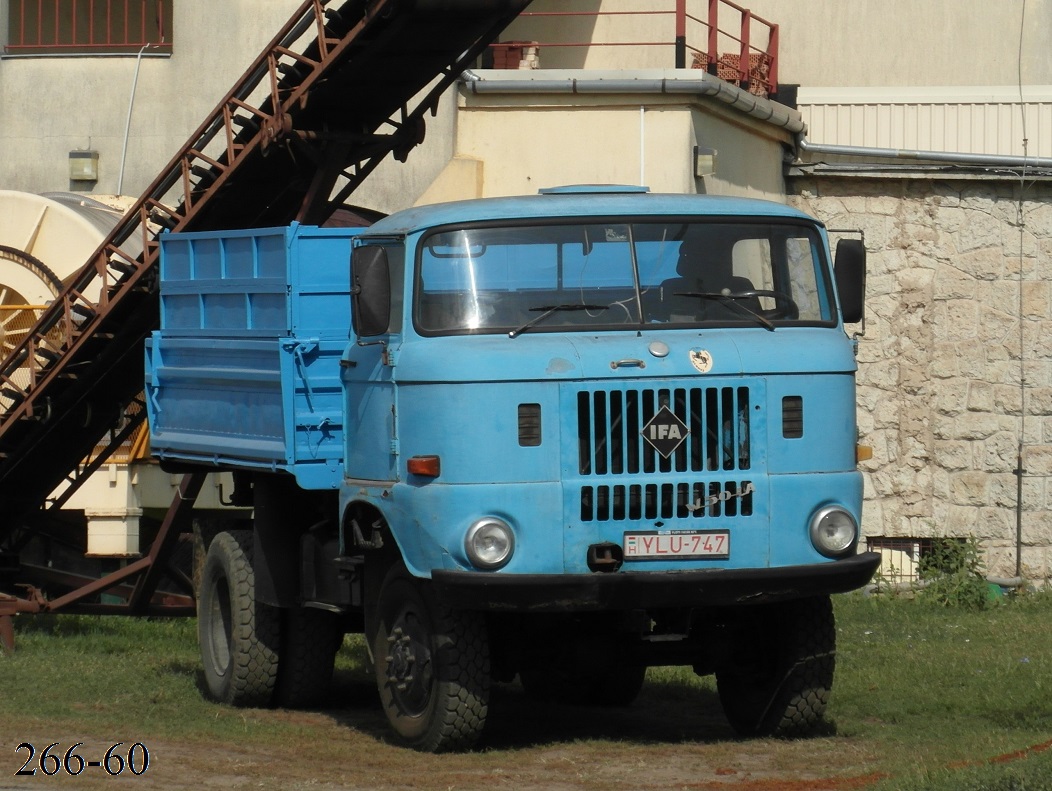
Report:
508,304,609,338
674,292,775,331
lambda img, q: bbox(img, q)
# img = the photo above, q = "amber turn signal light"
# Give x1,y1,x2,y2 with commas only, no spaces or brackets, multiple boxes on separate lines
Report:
407,455,441,477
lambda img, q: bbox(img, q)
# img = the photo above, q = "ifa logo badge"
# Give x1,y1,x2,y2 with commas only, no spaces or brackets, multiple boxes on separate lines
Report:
640,406,689,458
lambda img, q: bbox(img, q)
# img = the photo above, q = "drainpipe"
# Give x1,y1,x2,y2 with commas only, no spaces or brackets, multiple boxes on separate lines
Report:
796,136,1052,170
639,106,645,186
118,44,155,196
461,73,806,135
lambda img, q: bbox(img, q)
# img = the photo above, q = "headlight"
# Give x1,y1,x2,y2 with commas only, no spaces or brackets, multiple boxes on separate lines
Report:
809,506,858,558
465,518,515,570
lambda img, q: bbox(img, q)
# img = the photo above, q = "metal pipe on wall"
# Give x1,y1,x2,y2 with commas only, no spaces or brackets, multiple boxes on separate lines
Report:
118,43,155,196
796,136,1052,170
462,74,806,135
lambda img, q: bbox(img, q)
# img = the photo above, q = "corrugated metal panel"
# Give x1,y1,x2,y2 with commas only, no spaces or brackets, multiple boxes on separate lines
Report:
796,87,1052,159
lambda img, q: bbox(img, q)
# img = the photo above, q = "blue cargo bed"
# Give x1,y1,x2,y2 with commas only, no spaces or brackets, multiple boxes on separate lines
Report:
145,224,361,490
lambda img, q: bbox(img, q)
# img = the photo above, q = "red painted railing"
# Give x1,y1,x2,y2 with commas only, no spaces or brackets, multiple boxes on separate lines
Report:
490,0,778,96
6,0,172,54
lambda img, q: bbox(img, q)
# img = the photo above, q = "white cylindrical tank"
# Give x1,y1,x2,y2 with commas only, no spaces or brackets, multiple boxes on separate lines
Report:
0,190,131,293
0,190,137,360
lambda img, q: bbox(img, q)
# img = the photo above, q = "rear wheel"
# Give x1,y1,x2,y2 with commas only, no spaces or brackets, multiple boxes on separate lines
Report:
373,564,490,752
715,595,836,737
274,607,343,708
198,530,280,706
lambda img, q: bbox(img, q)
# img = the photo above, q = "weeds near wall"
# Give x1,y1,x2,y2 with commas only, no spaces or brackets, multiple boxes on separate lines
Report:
915,536,994,609
869,536,1004,609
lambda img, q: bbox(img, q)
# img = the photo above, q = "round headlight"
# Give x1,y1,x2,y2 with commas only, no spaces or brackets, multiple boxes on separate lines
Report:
465,518,515,570
809,506,859,558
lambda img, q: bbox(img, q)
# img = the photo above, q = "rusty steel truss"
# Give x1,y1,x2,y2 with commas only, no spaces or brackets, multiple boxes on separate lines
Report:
0,0,531,644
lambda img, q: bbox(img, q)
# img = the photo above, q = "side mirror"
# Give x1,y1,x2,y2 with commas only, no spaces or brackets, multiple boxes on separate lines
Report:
351,245,391,337
834,239,866,324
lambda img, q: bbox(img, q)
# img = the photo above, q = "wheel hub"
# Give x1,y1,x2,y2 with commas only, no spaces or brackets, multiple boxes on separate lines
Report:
387,627,417,688
384,618,433,715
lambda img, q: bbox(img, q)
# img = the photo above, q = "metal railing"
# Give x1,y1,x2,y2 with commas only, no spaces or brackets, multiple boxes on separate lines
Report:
5,0,172,54
490,0,779,96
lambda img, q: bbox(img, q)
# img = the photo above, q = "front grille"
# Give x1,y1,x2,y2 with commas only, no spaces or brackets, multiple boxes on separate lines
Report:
577,386,751,476
580,480,754,522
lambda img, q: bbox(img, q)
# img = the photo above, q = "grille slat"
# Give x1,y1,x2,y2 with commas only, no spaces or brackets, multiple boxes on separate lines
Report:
578,386,751,476
580,480,755,522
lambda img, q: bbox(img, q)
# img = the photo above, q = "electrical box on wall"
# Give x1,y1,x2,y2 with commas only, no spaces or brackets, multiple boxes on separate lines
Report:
69,150,99,181
694,145,717,178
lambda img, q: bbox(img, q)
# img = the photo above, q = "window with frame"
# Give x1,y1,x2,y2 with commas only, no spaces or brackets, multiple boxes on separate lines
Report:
5,0,172,55
415,220,836,336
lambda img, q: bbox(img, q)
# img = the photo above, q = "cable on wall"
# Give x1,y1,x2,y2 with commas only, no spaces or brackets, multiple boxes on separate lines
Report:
1013,0,1029,578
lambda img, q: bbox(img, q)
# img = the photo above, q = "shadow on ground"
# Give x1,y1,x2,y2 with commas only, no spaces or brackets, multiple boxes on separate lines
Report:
319,663,744,750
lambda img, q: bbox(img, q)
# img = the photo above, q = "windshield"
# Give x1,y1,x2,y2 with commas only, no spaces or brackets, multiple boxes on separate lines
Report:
414,220,835,336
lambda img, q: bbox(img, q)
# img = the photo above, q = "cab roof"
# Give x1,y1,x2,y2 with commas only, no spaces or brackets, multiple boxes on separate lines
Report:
360,187,821,238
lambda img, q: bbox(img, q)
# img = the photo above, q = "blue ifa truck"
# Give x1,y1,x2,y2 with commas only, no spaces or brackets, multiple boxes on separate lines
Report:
144,185,880,751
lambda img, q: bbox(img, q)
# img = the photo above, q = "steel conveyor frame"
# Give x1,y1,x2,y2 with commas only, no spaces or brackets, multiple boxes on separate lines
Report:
0,0,532,646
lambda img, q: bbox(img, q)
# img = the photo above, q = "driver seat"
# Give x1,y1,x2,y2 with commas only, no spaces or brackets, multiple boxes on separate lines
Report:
658,237,760,321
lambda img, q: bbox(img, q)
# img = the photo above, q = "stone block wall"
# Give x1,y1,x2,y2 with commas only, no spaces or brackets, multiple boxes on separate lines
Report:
790,177,1052,582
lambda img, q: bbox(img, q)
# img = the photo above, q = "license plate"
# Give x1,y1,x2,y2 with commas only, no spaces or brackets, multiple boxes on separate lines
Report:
623,530,729,560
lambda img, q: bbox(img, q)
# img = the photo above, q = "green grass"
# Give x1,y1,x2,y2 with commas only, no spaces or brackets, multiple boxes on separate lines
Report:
831,590,1052,790
2,591,1051,790
3,615,258,738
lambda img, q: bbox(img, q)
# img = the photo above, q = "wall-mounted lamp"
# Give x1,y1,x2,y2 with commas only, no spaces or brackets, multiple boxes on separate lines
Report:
69,150,99,182
694,145,717,178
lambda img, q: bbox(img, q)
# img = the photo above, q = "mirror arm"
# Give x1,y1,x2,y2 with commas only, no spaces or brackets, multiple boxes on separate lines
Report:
355,337,390,365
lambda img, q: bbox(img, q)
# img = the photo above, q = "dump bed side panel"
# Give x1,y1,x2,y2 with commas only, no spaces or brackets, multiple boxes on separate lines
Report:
146,225,357,490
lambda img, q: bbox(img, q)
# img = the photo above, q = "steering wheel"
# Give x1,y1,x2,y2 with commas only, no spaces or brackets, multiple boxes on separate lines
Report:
724,289,799,320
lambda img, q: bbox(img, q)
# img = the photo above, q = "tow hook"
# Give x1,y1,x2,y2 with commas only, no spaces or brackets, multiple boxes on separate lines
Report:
588,542,624,573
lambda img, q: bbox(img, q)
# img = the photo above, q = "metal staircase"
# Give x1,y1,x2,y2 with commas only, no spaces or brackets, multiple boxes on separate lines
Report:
0,0,531,624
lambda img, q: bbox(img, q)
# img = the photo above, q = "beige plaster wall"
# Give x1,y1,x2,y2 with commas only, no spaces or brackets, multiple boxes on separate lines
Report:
501,0,1052,87
748,0,1050,88
0,1,302,196
456,103,693,196
440,86,790,203
0,0,461,214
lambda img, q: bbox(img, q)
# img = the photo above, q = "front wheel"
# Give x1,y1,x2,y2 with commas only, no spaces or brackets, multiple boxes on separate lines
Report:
715,595,836,737
373,565,490,752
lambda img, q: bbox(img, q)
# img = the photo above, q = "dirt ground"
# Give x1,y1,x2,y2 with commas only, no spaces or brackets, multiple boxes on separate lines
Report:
3,679,889,791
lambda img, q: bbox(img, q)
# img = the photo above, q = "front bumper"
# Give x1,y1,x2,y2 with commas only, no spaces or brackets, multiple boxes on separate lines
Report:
432,551,881,612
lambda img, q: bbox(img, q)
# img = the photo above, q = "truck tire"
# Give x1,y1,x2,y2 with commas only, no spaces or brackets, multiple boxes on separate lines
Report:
373,564,490,752
198,530,280,707
715,595,835,737
274,607,343,708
